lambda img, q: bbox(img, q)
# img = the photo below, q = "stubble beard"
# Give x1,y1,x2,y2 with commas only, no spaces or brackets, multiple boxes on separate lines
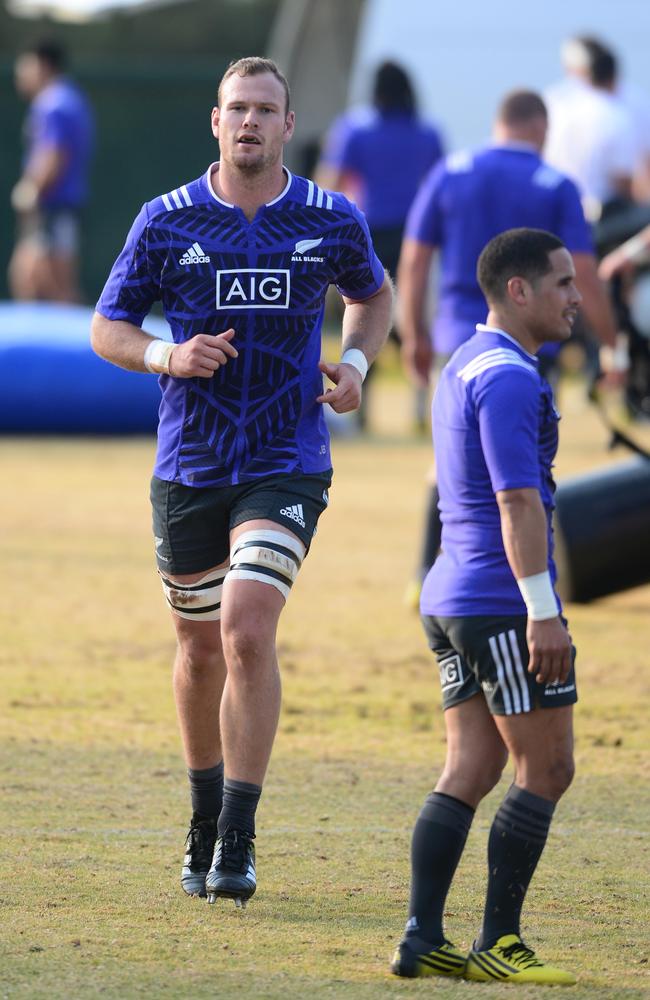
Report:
230,144,278,177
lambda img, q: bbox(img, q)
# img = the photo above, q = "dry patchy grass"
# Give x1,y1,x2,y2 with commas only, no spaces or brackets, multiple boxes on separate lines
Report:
0,373,648,999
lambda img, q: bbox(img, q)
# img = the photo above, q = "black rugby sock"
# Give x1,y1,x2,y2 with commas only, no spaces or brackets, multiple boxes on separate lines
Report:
476,784,555,950
217,778,262,838
406,791,475,947
187,761,224,820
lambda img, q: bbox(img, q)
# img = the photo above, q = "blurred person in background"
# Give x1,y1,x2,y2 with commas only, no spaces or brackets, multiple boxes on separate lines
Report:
544,36,639,223
315,61,444,429
9,38,94,303
91,57,392,910
398,91,620,603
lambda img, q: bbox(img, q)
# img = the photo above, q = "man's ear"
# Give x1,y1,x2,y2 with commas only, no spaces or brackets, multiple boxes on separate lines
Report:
211,106,220,139
283,111,296,144
506,275,529,306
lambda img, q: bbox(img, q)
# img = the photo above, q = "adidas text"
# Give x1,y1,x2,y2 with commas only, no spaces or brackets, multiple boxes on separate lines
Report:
179,242,211,265
279,504,305,528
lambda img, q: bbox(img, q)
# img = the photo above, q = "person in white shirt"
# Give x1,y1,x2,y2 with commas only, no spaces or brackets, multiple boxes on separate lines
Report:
544,36,638,222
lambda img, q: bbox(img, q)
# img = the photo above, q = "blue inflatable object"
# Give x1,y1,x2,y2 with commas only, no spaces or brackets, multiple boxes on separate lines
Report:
0,302,171,434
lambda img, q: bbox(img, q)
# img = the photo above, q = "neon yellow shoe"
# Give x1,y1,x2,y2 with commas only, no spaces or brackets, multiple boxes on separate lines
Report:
391,938,466,978
465,934,576,985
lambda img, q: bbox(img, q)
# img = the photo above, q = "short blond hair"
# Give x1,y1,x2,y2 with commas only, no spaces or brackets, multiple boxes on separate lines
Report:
218,57,291,115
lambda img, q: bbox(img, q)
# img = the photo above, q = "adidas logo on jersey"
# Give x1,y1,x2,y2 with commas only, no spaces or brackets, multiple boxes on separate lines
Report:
279,503,306,528
179,242,211,265
291,236,324,263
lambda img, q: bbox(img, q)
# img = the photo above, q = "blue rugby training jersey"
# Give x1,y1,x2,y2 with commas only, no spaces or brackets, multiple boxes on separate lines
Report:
405,144,594,355
97,165,385,487
322,107,444,229
421,326,562,617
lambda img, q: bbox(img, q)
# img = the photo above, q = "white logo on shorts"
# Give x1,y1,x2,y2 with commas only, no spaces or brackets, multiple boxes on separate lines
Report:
279,503,305,528
154,535,169,562
439,654,465,692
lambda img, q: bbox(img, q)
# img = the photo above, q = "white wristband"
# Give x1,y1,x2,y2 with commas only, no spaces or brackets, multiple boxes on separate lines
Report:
517,571,558,621
144,339,175,375
340,348,368,382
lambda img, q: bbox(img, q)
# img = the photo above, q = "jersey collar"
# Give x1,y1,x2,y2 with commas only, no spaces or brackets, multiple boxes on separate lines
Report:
475,323,538,361
490,140,540,156
205,162,293,208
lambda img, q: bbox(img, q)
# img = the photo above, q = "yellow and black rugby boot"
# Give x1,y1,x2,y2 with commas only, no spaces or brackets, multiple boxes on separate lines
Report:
465,934,577,985
391,937,466,979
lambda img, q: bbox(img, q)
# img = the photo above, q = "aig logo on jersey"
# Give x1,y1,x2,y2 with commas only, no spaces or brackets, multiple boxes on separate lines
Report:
438,654,465,693
216,269,290,310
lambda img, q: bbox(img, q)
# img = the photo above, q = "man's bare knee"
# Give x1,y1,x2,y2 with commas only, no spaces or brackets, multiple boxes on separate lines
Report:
221,615,273,675
173,618,223,682
440,743,508,805
547,753,575,800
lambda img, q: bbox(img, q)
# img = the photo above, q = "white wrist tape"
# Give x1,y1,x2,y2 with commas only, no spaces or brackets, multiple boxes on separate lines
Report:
340,348,368,382
144,339,175,375
517,571,558,621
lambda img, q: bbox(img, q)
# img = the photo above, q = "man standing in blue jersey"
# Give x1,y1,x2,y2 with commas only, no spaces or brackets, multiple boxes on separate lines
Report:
9,39,94,303
399,90,621,594
91,57,392,908
392,228,579,985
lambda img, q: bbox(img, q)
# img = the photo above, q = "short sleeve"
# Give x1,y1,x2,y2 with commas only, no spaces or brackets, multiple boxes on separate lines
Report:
556,179,595,254
36,107,69,149
96,204,161,326
334,201,385,300
474,367,542,493
321,109,376,170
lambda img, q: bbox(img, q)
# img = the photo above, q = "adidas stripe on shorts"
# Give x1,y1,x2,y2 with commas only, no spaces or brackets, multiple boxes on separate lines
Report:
150,470,332,575
422,614,578,715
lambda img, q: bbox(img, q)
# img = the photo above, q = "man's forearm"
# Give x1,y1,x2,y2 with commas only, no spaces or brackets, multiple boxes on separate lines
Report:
573,252,617,348
497,487,559,621
397,238,433,345
91,312,157,372
496,487,549,579
341,274,394,365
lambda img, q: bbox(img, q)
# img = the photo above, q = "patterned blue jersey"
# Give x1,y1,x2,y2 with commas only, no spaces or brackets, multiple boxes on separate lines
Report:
96,165,385,486
421,326,562,617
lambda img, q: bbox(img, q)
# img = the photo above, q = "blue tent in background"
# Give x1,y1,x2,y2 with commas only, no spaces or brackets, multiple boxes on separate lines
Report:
0,302,169,434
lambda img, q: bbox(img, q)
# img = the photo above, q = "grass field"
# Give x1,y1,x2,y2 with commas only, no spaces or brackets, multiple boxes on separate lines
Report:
1,367,649,999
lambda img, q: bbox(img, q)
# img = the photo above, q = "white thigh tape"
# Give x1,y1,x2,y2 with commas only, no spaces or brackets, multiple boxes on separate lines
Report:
159,566,227,621
227,529,305,600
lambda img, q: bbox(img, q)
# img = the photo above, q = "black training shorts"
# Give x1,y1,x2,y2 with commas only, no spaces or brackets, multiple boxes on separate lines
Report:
150,470,332,574
422,613,578,716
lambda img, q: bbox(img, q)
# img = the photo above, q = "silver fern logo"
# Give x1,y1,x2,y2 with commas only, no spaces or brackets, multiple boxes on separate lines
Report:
292,237,325,262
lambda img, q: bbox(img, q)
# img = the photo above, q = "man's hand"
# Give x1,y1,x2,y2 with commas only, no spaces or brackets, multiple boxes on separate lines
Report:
169,329,238,378
10,178,39,214
316,360,363,413
526,617,572,686
401,335,433,387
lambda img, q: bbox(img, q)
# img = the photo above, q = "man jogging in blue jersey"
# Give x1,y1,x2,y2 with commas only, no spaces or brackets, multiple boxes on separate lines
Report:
391,228,578,985
91,57,392,908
